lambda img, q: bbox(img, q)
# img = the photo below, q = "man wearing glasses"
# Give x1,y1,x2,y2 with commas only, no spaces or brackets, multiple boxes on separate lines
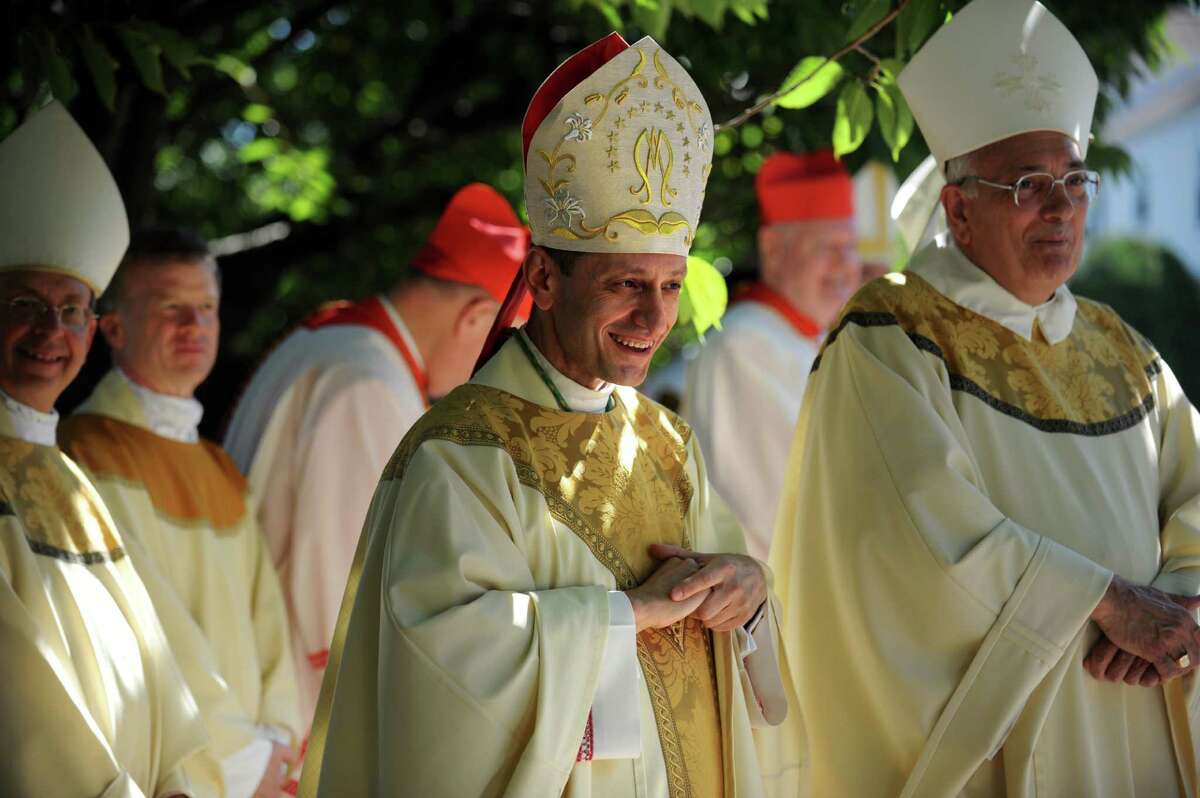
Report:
0,102,219,796
763,0,1200,795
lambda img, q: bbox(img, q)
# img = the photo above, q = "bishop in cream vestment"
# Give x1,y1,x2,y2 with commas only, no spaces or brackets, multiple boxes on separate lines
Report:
301,332,786,797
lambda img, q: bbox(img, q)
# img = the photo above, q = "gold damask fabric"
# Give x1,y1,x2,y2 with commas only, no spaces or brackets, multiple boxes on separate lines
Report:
821,273,1161,435
0,436,124,563
382,385,724,798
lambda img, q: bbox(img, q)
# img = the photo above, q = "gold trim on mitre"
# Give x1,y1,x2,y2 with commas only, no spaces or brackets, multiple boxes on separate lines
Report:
0,102,129,296
524,38,713,256
897,0,1097,167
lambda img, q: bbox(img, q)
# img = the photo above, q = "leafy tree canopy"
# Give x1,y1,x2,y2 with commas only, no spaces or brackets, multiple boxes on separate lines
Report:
1,0,1182,430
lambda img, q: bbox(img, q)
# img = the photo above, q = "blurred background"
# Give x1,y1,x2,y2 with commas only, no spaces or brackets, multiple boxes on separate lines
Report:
3,0,1198,433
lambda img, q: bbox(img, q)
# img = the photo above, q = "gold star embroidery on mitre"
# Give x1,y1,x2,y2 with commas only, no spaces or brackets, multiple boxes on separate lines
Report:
665,110,675,120
607,130,618,143
608,160,619,172
683,165,690,176
677,123,685,133
613,116,625,129
683,152,691,163
638,100,649,112
654,101,664,112
682,136,690,147
606,145,617,157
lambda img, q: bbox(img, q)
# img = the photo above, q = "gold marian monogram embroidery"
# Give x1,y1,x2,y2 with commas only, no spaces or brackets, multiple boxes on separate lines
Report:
381,385,723,798
630,127,678,207
535,45,701,246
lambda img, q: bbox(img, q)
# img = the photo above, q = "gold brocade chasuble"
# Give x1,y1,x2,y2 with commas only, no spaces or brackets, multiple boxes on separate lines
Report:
382,384,725,798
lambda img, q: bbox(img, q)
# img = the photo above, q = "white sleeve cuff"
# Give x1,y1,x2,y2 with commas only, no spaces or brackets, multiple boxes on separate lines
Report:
221,737,274,798
590,591,642,760
734,601,766,657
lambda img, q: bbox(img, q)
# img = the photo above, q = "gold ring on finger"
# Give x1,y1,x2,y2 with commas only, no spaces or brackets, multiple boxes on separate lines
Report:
1177,653,1191,669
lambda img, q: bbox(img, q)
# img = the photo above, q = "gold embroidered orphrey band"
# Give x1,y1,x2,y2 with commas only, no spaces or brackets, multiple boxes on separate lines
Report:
814,273,1161,437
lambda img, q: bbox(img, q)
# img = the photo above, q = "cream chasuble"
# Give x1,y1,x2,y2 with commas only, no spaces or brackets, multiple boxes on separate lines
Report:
300,333,786,797
685,300,821,561
0,395,217,798
223,296,426,723
764,235,1200,797
60,370,303,791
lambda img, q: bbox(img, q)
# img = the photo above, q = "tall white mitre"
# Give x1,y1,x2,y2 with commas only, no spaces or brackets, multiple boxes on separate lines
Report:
0,101,129,295
898,0,1098,168
522,33,714,257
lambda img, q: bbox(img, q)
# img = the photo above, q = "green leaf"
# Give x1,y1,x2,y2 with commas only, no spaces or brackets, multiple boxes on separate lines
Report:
774,56,845,110
35,30,77,104
896,0,942,57
680,256,728,339
239,138,280,163
586,0,624,30
873,59,912,160
690,0,726,29
243,103,273,124
845,0,892,44
633,0,672,39
832,81,873,158
76,27,118,111
116,26,166,95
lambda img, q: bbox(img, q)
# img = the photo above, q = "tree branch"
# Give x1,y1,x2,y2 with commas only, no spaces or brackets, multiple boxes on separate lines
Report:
714,0,912,132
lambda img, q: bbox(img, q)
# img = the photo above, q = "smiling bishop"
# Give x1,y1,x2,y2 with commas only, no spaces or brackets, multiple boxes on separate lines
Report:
300,33,787,797
764,0,1200,795
0,103,222,797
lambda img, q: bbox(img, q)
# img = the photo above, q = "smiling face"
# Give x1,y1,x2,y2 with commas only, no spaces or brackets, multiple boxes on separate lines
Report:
100,258,220,397
0,270,96,412
524,248,685,389
943,130,1088,306
759,218,861,328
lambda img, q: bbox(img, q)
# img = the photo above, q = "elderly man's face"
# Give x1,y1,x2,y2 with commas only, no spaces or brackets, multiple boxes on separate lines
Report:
760,219,861,329
538,251,685,388
0,270,96,413
100,258,220,397
944,131,1088,305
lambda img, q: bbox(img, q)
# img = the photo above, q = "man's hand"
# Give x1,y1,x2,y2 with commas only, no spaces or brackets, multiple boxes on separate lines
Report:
253,742,298,798
1083,634,1162,687
649,543,766,633
1089,575,1200,683
626,557,712,632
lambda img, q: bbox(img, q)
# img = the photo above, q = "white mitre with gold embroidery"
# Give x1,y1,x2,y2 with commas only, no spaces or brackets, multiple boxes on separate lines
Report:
0,101,129,295
898,0,1097,167
522,33,713,256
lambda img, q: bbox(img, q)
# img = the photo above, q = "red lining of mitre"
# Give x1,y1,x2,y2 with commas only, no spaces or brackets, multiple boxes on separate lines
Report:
756,149,854,225
520,32,630,165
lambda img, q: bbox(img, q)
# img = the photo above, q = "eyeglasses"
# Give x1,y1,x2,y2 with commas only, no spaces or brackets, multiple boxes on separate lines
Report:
955,169,1101,208
1,296,95,331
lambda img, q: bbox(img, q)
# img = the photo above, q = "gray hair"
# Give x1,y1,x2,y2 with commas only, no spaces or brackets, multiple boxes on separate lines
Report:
944,152,978,197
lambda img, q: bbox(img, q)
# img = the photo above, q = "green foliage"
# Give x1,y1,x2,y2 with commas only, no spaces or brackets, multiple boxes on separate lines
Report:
679,256,729,339
774,57,845,110
1071,239,1200,400
0,0,1184,429
832,80,872,157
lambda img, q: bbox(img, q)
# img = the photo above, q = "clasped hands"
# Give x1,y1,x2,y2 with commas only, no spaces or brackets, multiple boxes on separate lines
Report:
1084,574,1200,687
624,543,766,633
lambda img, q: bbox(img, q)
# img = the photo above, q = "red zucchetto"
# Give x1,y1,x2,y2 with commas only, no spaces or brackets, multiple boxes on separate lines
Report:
410,183,531,313
755,150,854,225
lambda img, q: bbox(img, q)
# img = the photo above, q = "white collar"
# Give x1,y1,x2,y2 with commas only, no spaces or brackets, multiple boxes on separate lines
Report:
377,294,425,371
116,369,204,443
907,234,1078,344
518,329,616,413
0,387,58,446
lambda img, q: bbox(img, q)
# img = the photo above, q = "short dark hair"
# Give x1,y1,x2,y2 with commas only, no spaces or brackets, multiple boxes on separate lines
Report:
100,228,218,313
541,246,587,276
